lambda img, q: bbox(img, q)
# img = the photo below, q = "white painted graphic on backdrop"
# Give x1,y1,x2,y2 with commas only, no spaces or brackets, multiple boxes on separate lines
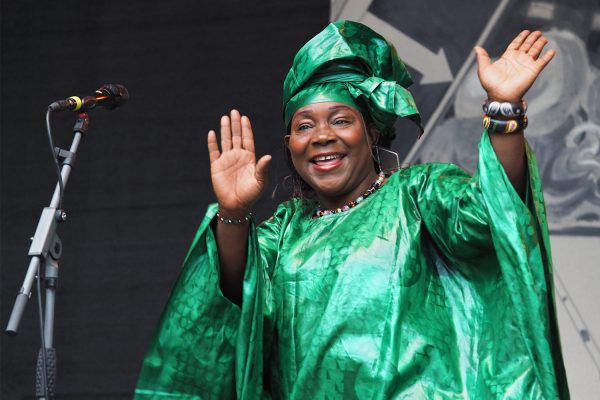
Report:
417,29,600,232
331,0,453,84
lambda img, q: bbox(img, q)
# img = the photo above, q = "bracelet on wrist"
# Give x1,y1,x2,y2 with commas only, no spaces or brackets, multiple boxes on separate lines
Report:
482,99,527,117
483,114,528,134
216,211,252,225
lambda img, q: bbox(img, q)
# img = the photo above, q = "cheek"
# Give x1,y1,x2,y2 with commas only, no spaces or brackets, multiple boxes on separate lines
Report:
348,136,366,150
287,136,308,161
286,140,308,178
341,129,371,156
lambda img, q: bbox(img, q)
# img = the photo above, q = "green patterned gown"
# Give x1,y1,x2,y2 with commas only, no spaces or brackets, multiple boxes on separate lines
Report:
134,133,569,399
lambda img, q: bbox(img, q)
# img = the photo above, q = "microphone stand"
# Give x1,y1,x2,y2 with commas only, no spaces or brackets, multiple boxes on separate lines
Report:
6,112,90,400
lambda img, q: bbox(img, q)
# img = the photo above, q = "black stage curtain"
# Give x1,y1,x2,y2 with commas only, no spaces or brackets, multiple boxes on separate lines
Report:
0,1,328,398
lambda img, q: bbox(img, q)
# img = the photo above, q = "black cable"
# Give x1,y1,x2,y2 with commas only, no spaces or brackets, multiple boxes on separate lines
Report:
45,109,64,210
36,265,50,399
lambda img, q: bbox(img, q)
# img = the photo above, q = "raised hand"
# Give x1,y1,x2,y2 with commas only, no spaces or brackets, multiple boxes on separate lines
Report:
474,30,556,102
207,109,271,214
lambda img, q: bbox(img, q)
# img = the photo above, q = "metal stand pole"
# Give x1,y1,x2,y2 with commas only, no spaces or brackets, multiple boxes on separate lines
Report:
6,113,90,399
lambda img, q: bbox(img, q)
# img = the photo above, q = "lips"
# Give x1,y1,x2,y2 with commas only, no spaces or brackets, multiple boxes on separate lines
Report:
310,153,346,171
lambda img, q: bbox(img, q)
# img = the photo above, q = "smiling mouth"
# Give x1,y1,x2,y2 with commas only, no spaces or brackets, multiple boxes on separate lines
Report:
311,154,345,164
310,153,346,171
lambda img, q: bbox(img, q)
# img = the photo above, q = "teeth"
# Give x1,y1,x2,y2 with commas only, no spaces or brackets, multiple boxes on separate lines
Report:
314,154,342,162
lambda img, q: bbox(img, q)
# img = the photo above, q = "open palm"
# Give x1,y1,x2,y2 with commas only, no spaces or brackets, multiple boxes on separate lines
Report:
475,30,556,103
207,110,271,213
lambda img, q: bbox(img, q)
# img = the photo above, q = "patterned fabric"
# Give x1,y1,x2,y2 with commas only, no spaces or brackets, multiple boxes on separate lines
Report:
134,133,569,399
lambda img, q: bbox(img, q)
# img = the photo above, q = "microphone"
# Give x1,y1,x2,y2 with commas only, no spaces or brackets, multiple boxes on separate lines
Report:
48,84,129,112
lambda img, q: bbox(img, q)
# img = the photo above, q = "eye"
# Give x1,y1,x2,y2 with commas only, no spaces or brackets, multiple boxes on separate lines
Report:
333,118,350,126
295,123,313,132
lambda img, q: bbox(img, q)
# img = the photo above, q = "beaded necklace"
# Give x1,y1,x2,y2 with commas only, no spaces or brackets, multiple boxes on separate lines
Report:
313,172,386,218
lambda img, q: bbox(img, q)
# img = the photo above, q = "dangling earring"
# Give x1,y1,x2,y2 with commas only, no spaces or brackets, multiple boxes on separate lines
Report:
375,145,400,174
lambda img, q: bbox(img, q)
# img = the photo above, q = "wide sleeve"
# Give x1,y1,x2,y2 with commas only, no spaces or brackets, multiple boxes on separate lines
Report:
134,203,286,399
411,132,569,398
408,155,492,261
476,132,569,399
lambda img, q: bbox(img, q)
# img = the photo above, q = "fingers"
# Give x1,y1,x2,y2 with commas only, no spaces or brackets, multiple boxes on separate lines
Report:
505,29,555,69
518,30,542,53
230,109,242,149
507,30,530,50
511,30,552,61
526,33,548,59
207,130,220,163
241,115,255,153
219,109,243,151
519,30,555,69
255,155,272,184
474,46,491,72
537,48,556,69
220,115,232,152
210,110,259,160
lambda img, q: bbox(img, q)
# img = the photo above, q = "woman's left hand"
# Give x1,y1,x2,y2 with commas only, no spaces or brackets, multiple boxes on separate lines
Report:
474,30,556,102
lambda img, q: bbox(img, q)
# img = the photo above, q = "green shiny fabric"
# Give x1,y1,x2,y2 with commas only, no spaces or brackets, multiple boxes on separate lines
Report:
284,81,367,125
283,21,422,138
135,132,569,399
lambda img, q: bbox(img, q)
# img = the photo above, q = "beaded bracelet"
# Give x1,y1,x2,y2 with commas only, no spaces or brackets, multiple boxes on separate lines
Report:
483,115,528,134
482,99,527,117
216,212,252,224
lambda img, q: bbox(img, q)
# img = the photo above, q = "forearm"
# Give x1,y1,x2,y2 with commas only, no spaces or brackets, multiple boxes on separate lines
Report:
488,130,526,197
207,109,271,305
474,29,555,198
483,97,527,197
214,207,251,305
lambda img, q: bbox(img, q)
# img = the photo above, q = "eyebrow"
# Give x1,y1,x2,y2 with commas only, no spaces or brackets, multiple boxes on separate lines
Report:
328,104,352,111
296,104,353,115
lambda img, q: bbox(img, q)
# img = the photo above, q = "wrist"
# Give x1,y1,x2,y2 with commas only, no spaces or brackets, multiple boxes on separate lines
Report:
483,114,528,134
485,93,523,104
487,97,522,103
216,206,252,225
482,98,526,120
217,205,252,219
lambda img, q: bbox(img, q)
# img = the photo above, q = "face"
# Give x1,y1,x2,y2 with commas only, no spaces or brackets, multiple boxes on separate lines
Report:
285,101,379,208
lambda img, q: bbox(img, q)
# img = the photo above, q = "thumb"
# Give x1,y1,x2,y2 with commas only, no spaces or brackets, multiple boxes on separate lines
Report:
255,154,272,185
474,46,491,73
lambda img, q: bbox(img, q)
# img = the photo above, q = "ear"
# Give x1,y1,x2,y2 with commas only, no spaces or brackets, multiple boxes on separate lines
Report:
284,134,291,148
367,124,381,147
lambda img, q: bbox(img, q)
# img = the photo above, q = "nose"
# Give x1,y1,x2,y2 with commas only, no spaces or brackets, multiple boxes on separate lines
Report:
311,123,337,145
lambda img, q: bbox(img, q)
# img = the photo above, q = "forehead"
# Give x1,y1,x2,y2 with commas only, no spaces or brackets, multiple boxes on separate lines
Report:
293,101,361,118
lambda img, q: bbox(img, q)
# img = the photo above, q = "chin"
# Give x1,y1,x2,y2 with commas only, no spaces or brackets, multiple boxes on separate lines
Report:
309,178,351,198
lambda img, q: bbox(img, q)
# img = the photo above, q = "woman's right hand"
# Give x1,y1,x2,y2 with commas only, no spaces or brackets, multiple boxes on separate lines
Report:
207,109,272,214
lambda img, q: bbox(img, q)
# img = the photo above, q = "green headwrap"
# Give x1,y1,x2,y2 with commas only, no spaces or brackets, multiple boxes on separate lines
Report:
283,20,423,140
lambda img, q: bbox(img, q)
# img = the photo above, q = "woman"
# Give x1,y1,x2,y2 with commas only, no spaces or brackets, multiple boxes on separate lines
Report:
136,21,569,399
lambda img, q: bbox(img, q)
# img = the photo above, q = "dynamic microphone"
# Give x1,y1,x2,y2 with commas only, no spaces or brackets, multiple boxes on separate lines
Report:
48,84,129,112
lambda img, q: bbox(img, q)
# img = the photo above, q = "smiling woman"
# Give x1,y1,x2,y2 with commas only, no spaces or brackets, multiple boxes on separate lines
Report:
286,102,380,209
135,21,569,399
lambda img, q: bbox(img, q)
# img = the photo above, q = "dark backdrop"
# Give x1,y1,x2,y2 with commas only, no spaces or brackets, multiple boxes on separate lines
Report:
0,1,328,398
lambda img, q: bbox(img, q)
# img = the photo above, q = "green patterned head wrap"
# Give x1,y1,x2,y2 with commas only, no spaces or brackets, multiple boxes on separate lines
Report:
283,20,423,140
